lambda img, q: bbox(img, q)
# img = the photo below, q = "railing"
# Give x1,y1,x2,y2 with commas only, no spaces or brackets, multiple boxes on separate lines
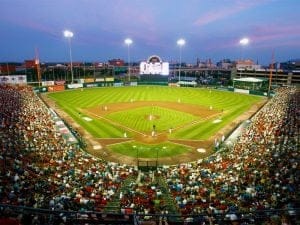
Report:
0,204,134,225
1,204,299,225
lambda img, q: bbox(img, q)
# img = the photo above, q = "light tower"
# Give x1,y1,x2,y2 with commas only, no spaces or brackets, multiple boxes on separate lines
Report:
124,38,133,82
239,37,249,60
64,30,74,84
177,38,185,83
35,48,41,87
238,37,250,78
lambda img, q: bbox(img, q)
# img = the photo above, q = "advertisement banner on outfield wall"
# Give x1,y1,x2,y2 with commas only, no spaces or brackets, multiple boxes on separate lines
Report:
168,83,179,87
234,88,250,94
0,75,27,84
98,82,113,87
42,81,55,86
67,83,83,89
130,82,138,86
84,78,94,83
74,79,85,84
47,85,65,92
85,83,98,88
105,77,114,82
33,87,47,93
55,80,66,85
114,83,123,87
95,78,105,82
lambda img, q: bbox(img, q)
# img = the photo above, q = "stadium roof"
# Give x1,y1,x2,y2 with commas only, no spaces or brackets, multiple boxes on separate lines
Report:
233,77,267,82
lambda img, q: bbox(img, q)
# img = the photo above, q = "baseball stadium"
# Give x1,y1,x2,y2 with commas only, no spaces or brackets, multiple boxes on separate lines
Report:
2,0,300,222
0,59,299,225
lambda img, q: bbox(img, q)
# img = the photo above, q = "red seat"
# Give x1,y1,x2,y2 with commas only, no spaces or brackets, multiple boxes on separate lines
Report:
0,218,21,225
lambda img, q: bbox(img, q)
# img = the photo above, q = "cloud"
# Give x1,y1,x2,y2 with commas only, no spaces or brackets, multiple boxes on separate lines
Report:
1,14,61,40
203,21,300,51
250,24,300,44
193,0,271,27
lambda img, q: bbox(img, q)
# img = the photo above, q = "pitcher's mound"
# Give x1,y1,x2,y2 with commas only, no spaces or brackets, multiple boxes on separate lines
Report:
144,114,160,121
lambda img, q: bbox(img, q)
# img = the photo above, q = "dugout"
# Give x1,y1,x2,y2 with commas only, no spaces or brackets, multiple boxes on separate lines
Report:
233,77,268,93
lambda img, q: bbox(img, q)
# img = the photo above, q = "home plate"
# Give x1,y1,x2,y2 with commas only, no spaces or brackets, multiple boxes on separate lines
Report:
197,148,206,153
93,145,102,150
213,119,222,123
83,117,93,122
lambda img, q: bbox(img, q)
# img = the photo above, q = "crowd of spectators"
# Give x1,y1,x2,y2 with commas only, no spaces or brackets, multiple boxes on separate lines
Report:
0,84,299,225
159,87,299,224
0,85,137,224
117,87,299,224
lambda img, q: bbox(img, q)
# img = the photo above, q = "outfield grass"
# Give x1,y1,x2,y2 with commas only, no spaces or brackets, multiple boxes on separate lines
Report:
48,86,263,158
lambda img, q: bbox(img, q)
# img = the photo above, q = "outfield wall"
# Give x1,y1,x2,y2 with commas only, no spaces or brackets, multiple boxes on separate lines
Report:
33,81,271,97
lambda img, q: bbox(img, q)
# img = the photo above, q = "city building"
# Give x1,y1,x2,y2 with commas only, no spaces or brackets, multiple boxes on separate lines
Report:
108,59,125,67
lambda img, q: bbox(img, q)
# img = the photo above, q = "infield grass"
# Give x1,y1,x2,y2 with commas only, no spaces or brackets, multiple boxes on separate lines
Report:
107,106,198,132
109,141,191,158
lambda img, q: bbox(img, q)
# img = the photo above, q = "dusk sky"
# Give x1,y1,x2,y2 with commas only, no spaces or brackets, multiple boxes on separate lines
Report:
1,0,299,65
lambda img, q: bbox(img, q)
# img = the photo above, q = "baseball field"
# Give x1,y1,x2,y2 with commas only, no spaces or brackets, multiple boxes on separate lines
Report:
46,85,264,165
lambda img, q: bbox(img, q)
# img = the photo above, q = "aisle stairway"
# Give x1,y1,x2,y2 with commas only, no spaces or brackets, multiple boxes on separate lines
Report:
156,175,180,216
103,174,137,213
104,170,180,219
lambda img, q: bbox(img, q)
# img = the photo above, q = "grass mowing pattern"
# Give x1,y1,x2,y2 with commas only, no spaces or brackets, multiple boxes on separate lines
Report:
106,106,198,132
53,96,126,138
171,104,254,140
48,86,263,158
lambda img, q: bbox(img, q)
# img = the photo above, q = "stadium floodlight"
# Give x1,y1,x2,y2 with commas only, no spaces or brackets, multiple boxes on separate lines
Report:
239,37,249,46
239,37,250,59
177,38,185,83
64,30,74,84
124,38,133,82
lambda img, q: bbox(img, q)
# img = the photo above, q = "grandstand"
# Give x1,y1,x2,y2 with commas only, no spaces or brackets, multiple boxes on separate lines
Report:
0,84,299,225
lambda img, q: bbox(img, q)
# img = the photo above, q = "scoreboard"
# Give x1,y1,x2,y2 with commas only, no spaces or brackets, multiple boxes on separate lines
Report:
140,55,169,75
